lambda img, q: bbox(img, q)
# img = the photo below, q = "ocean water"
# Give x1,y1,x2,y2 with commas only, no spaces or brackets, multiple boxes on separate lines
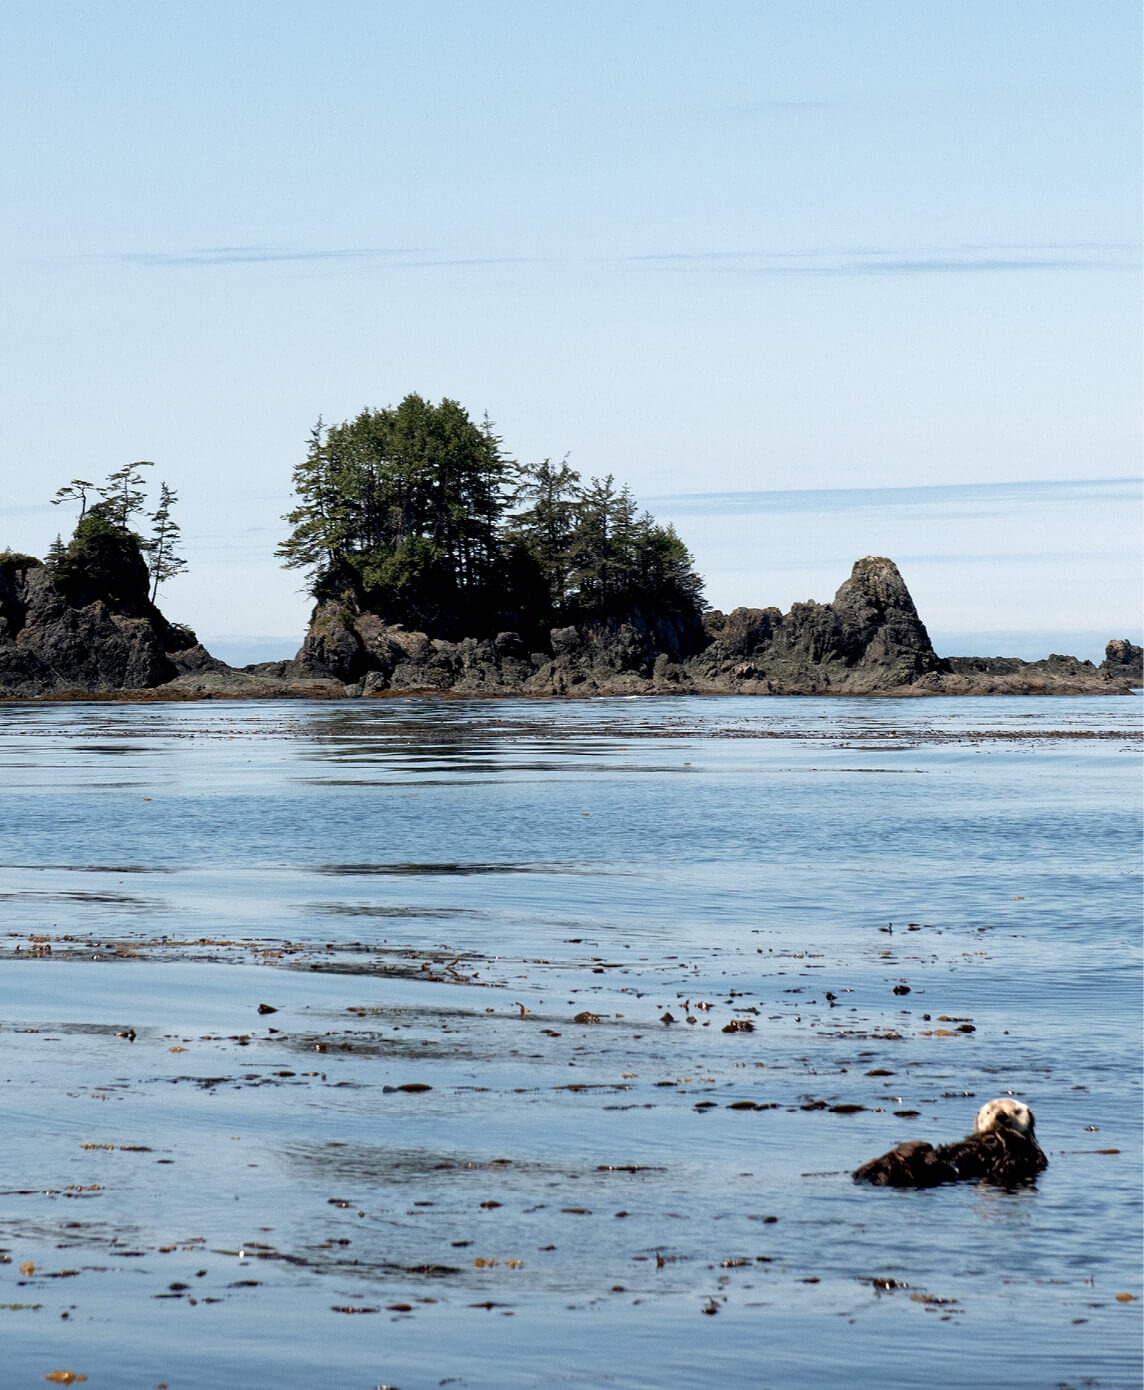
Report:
0,694,1140,1389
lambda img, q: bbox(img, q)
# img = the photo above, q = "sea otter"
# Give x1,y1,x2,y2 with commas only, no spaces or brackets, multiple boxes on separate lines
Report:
853,1098,1048,1188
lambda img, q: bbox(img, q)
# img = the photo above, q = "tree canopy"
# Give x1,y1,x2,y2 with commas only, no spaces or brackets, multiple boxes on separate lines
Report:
277,394,705,641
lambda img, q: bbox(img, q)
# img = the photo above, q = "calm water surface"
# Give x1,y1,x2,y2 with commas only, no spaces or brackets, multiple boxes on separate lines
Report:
0,695,1140,1388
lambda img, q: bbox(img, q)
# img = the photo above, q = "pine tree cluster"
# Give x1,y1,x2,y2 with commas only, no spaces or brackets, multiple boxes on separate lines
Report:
49,462,187,604
277,394,705,643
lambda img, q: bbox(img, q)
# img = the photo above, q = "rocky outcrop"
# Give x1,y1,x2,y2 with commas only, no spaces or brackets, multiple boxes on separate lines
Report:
243,594,707,697
161,641,345,698
0,553,188,697
260,557,1139,698
1100,638,1143,683
687,556,943,692
935,638,1143,694
3,551,1138,700
0,550,345,700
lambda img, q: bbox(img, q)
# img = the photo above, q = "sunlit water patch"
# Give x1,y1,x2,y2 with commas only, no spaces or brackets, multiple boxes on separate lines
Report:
0,696,1139,1388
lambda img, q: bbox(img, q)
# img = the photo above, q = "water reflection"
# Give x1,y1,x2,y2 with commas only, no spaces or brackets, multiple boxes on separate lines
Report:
312,903,494,918
0,888,161,910
311,861,632,876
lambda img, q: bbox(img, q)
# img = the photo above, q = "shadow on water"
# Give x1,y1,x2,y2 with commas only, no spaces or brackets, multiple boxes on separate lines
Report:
0,889,161,910
311,860,639,877
313,902,495,918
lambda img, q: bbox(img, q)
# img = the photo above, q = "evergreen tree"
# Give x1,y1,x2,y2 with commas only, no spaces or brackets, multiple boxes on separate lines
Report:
278,395,510,632
97,461,154,531
631,519,705,612
507,456,581,609
49,462,187,604
278,392,705,641
146,483,188,601
567,474,622,612
276,419,352,575
51,478,96,519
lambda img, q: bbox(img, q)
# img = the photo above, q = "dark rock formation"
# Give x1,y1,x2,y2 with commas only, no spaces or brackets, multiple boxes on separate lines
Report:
259,556,936,696
1100,638,1143,683
3,549,1138,700
936,642,1142,694
0,546,190,697
273,554,1137,697
933,639,1141,694
688,556,943,692
0,518,349,700
249,592,706,697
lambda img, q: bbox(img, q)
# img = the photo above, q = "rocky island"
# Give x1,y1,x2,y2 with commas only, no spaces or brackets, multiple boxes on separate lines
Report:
2,396,1140,700
226,553,1136,698
1,544,1137,701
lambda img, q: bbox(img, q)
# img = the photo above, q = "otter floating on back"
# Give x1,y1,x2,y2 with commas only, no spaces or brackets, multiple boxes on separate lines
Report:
853,1098,1048,1188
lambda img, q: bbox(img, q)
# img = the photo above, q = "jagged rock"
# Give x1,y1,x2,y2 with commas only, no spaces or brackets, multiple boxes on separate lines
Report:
4,547,1137,700
266,556,1138,699
0,556,183,696
938,645,1141,694
1101,638,1143,682
170,643,231,676
827,555,943,676
686,557,942,692
532,617,665,693
293,598,367,683
160,638,342,696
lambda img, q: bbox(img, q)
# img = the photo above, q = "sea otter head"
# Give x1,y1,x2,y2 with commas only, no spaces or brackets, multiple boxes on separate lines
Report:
974,1097,1035,1137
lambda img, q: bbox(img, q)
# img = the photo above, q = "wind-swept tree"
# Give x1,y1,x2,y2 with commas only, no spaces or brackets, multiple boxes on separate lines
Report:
48,461,186,605
51,479,96,518
98,461,155,531
146,482,188,601
51,462,156,534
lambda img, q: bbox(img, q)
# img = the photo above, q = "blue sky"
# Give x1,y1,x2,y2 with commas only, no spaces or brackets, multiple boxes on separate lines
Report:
2,1,1139,662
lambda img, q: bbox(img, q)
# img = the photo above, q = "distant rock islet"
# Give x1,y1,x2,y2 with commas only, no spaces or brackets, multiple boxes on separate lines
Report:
1,546,1139,700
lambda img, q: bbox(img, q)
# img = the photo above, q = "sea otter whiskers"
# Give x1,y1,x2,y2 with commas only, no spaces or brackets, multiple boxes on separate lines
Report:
853,1098,1048,1188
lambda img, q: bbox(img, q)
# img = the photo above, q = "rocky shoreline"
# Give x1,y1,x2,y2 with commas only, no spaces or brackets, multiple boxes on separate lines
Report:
2,552,1139,700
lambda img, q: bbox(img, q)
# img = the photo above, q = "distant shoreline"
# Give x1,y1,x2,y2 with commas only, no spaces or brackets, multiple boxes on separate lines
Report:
5,682,1141,705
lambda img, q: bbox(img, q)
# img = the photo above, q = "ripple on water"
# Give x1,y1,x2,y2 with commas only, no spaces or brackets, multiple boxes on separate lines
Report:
0,695,1138,1388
